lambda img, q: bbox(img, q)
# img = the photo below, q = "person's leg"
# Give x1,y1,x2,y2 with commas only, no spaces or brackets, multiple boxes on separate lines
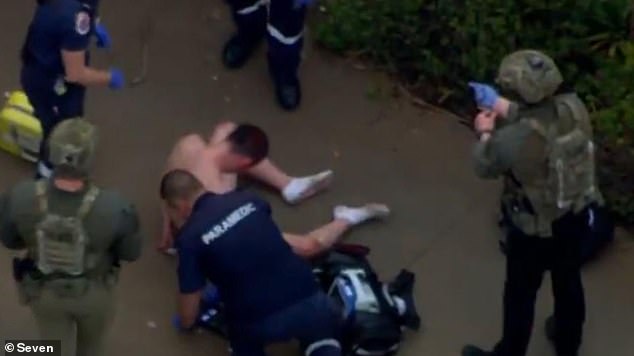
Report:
23,89,58,179
267,0,307,110
549,212,586,356
75,285,116,356
37,84,86,178
296,293,343,356
284,204,390,258
30,295,75,356
463,228,546,356
228,328,268,356
223,0,268,68
246,159,333,204
494,231,547,356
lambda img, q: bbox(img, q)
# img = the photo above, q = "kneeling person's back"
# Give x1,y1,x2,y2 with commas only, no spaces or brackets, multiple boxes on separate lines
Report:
175,185,319,323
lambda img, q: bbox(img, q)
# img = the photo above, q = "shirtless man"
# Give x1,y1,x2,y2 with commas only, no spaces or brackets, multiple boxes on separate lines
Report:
160,122,389,257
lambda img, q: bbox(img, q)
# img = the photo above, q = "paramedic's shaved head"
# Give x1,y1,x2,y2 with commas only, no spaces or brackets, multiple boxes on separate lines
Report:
160,169,204,207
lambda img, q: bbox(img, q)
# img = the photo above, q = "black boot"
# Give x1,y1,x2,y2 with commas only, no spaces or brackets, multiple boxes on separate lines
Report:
461,345,497,356
222,34,261,69
272,74,301,111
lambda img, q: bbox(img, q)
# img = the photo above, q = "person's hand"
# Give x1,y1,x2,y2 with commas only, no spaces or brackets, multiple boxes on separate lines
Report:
95,23,112,49
109,69,125,90
468,82,499,110
475,110,497,133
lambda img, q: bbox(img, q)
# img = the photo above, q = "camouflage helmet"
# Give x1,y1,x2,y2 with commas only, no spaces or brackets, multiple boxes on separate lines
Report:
48,119,98,177
496,50,563,103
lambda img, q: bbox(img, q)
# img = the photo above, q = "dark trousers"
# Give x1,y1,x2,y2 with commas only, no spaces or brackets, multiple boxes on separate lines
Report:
495,209,588,356
21,67,85,175
226,0,306,80
229,292,342,356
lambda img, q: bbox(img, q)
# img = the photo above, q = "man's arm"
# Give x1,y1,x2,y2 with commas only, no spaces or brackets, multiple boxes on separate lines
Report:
176,242,206,329
113,201,143,262
473,122,534,179
178,291,202,329
0,192,25,250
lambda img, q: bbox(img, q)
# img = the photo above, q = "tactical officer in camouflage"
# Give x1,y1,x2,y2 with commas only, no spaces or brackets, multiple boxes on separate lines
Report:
0,119,142,356
461,50,603,356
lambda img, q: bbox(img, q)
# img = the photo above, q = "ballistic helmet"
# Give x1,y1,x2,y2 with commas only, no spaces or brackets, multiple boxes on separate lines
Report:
48,119,98,177
496,50,563,103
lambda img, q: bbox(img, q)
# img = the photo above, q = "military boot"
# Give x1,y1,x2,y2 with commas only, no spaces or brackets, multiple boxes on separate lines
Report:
222,34,262,69
545,316,578,356
271,72,301,111
461,345,497,356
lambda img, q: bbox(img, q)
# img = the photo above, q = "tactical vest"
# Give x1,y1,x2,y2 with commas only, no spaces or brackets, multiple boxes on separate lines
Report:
34,181,100,278
503,93,602,236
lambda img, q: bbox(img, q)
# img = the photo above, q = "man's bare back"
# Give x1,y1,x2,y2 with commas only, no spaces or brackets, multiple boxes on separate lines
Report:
166,133,237,194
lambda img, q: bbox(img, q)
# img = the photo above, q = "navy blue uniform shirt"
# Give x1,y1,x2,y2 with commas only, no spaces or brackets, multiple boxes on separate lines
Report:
177,190,319,324
21,0,96,83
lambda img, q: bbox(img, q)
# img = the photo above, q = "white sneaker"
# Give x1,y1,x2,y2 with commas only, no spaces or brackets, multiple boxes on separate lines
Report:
282,170,334,204
334,203,390,225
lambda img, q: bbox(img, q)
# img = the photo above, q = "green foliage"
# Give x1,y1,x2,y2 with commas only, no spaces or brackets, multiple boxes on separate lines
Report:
316,0,634,224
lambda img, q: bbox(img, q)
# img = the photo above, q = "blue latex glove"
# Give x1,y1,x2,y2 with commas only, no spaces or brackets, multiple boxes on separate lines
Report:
171,314,195,332
94,23,112,49
468,82,499,110
109,69,125,90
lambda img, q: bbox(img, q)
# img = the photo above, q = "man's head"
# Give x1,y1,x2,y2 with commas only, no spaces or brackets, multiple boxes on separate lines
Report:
48,118,98,180
213,124,269,173
496,49,563,104
160,169,205,229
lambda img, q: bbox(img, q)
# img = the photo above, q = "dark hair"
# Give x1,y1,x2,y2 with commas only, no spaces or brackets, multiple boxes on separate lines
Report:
226,124,269,166
159,169,204,205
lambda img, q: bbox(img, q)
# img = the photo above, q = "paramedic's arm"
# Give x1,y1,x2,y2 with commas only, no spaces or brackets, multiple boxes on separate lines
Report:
60,10,111,86
0,192,25,250
177,244,204,329
62,50,112,86
114,201,143,262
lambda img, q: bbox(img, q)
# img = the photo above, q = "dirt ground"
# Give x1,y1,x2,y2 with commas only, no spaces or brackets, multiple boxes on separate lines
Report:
1,1,634,355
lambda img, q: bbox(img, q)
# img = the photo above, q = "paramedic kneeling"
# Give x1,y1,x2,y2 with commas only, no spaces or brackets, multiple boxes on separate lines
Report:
162,169,342,356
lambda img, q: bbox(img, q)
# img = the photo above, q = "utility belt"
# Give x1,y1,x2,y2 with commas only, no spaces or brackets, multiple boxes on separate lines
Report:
12,257,120,304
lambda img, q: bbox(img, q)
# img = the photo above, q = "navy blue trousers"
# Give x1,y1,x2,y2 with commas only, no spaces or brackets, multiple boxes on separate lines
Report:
226,0,306,80
21,67,85,176
229,292,342,356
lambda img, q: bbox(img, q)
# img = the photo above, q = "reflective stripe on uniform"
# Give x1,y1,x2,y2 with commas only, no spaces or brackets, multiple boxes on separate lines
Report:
267,24,303,45
305,339,341,356
237,0,268,15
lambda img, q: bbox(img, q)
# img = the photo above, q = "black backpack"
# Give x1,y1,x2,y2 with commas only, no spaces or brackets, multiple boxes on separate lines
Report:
313,245,421,356
196,244,421,356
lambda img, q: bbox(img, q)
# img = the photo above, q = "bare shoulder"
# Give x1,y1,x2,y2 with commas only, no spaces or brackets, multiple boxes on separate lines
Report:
166,133,206,171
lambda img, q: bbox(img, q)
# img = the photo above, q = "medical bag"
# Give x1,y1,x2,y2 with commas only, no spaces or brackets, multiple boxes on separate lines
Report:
0,91,42,162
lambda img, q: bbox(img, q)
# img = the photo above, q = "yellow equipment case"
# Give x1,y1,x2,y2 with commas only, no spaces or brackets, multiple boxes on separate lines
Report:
0,91,42,162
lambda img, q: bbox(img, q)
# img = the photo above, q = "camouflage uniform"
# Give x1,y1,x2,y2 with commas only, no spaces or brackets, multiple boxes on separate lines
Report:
466,50,601,356
0,119,142,356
